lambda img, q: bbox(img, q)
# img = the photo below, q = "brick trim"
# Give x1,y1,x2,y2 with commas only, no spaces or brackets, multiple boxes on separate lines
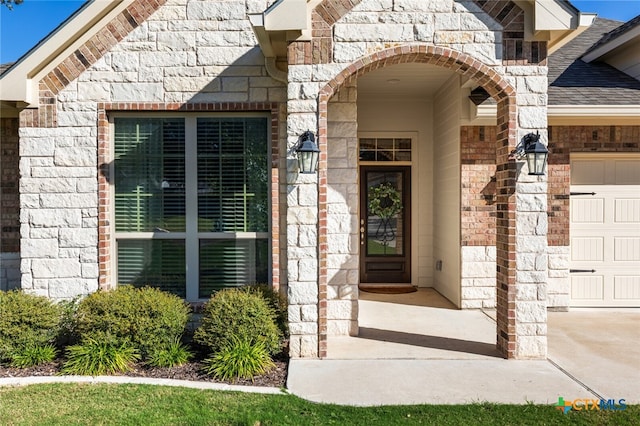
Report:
290,0,546,65
0,117,20,253
97,102,281,295
317,45,517,358
20,0,167,128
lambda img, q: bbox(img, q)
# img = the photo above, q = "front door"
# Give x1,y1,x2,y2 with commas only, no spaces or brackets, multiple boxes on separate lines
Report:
359,166,411,283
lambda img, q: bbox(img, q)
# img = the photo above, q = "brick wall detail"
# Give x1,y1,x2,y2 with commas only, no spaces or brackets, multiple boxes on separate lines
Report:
1,118,20,254
1,117,20,291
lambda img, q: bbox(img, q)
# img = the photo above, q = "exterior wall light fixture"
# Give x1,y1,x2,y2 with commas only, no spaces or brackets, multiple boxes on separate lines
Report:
514,131,548,176
296,130,320,174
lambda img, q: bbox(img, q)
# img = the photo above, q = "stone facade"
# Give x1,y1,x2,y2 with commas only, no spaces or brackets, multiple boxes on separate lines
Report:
283,0,549,359
18,0,286,300
9,0,564,360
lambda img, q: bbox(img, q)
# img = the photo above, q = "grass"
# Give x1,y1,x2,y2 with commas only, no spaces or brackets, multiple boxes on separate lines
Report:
0,383,637,426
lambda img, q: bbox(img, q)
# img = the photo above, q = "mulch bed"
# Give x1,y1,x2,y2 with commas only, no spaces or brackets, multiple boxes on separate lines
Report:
0,353,288,388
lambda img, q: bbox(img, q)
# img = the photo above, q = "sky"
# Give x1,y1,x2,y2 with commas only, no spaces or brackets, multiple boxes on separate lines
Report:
1,0,640,64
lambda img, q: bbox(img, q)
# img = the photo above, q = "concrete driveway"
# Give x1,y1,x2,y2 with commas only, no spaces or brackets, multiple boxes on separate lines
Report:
548,309,640,403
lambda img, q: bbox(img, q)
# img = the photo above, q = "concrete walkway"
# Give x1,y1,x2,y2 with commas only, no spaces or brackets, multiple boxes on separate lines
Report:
287,289,640,406
0,375,284,394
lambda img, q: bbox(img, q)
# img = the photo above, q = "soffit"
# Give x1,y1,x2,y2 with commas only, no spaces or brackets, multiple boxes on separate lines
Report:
356,63,455,99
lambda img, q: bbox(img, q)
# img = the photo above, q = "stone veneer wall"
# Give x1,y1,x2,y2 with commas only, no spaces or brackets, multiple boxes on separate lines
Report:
1,117,20,290
18,0,286,300
326,80,359,336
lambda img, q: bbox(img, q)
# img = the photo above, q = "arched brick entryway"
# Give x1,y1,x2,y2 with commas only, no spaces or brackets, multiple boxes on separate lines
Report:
315,44,519,359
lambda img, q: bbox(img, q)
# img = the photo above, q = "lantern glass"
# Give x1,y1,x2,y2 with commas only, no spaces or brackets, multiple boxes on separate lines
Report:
298,150,319,174
526,151,547,175
522,134,548,176
296,132,320,174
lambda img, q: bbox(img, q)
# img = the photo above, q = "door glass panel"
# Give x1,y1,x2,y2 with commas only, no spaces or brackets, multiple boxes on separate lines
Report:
366,171,404,256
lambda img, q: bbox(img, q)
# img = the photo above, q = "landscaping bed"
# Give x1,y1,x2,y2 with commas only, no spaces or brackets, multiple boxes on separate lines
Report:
0,286,289,387
0,353,288,388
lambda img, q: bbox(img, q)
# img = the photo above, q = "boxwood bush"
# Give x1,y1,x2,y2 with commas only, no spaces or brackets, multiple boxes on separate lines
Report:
0,290,63,363
194,288,282,356
246,283,288,338
73,286,190,359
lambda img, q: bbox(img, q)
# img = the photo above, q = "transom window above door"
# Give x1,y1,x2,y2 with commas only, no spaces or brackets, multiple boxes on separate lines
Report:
111,115,270,301
359,137,412,162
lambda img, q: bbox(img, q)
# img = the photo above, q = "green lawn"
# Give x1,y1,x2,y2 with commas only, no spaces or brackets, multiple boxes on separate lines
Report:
0,383,637,425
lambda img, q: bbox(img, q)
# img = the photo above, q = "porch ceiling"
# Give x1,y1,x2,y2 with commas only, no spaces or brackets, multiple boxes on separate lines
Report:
356,63,456,99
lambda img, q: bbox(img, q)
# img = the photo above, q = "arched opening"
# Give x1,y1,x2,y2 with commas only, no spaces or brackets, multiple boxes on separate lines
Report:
316,45,517,359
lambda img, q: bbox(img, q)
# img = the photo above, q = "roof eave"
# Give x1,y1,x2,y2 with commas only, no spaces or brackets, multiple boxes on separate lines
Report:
249,0,315,62
516,1,596,53
582,25,640,63
0,0,134,108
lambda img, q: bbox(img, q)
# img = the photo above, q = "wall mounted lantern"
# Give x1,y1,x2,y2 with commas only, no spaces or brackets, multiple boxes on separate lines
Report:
296,130,320,174
515,131,548,176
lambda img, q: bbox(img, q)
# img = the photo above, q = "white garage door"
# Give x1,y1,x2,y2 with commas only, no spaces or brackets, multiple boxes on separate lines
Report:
570,155,640,307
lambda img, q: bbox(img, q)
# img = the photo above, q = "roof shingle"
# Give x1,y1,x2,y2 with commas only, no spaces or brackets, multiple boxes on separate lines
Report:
548,17,640,105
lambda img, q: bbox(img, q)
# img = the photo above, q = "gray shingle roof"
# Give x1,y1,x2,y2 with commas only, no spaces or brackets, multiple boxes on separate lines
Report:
0,62,14,76
548,17,640,105
584,14,640,54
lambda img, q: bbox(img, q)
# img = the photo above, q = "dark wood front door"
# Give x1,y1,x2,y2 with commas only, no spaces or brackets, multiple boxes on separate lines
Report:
359,166,411,283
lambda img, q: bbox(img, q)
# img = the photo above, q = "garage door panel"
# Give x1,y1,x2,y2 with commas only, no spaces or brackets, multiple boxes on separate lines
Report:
614,276,640,300
571,237,604,261
615,199,640,223
571,275,603,300
614,237,640,261
570,155,640,307
571,160,605,184
614,160,640,184
571,198,604,223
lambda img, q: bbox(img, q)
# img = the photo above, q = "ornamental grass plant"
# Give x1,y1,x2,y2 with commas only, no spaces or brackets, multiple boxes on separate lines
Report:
201,336,275,381
61,339,140,376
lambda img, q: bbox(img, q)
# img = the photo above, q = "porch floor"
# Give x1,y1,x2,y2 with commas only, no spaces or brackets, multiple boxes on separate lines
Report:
327,288,501,359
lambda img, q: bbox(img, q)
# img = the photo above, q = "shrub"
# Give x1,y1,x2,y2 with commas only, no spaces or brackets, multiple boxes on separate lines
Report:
147,338,192,368
9,345,58,368
201,336,274,381
61,339,139,376
246,284,288,338
73,286,190,359
0,291,63,362
194,288,282,356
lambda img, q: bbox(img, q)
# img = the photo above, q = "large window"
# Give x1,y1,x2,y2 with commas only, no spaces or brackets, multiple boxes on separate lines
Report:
113,115,270,300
